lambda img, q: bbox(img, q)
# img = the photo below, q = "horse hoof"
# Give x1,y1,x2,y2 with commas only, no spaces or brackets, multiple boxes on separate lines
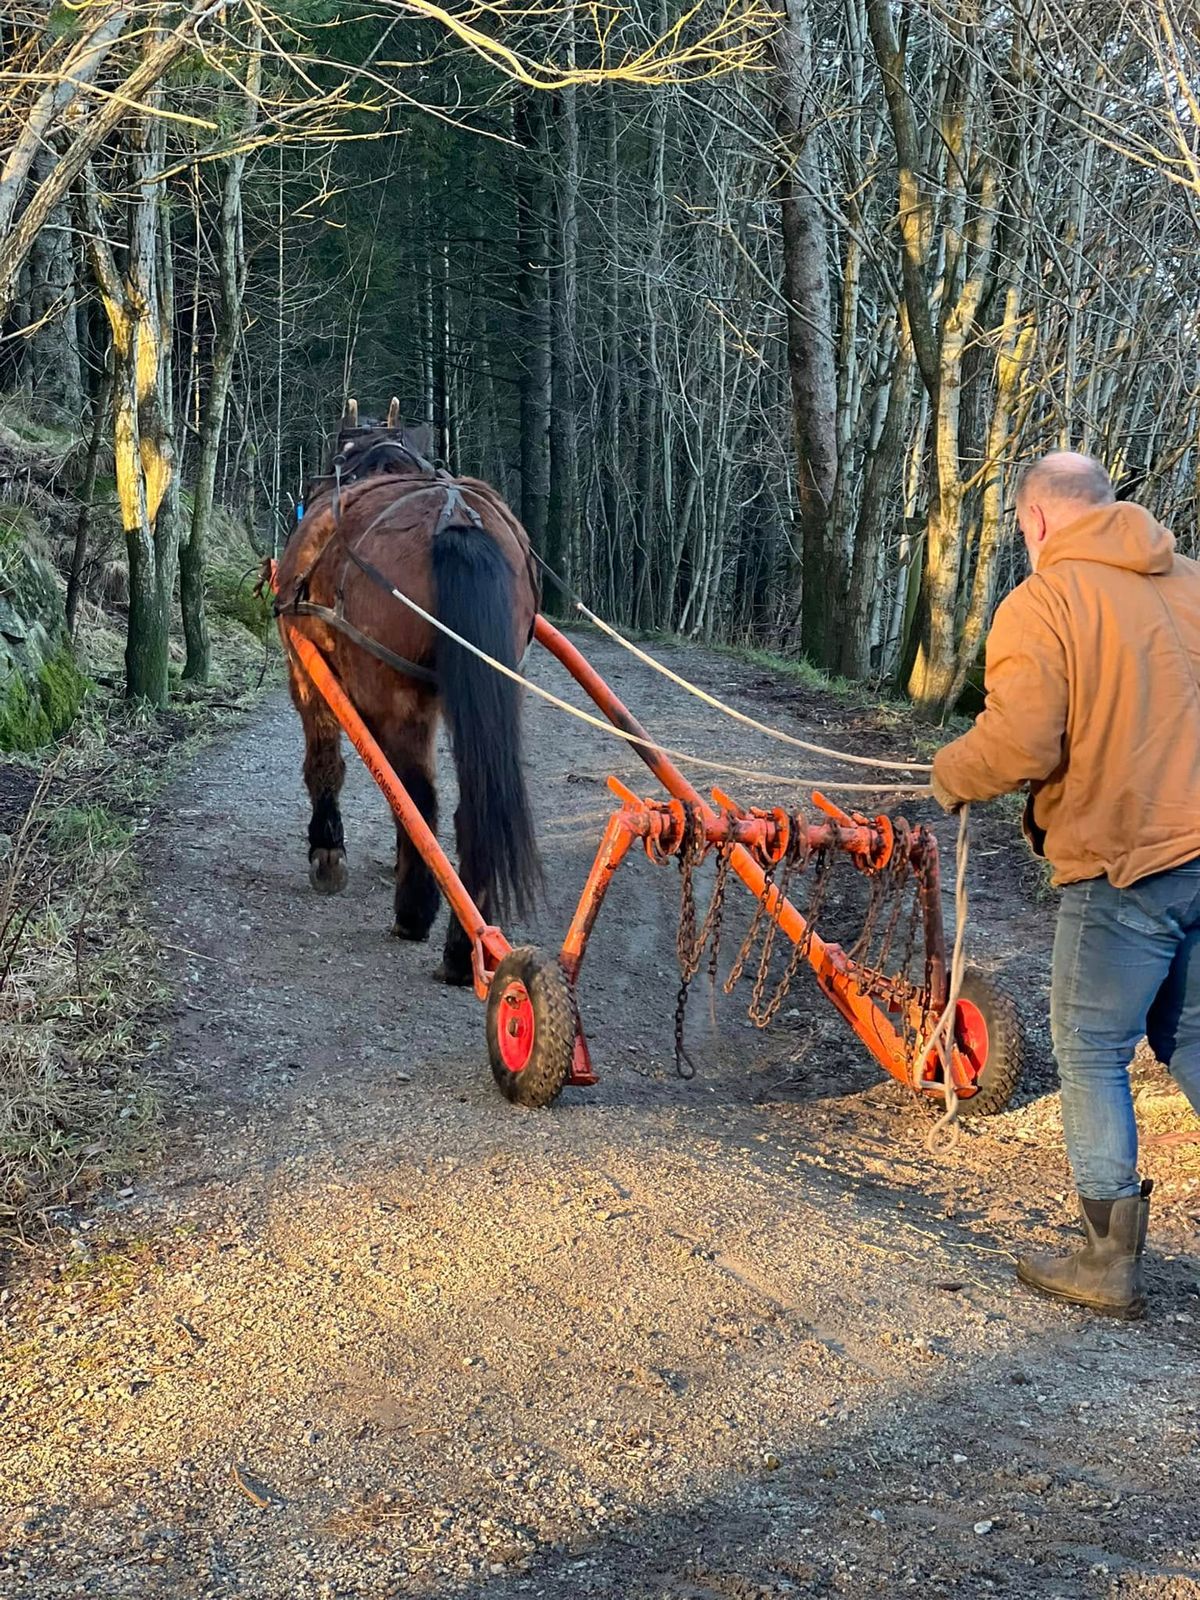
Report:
309,848,348,894
391,918,431,943
435,958,473,988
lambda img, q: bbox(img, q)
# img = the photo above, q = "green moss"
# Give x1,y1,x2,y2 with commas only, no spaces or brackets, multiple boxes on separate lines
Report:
0,673,43,750
42,649,87,727
0,408,74,448
0,645,89,753
209,563,272,642
0,507,38,553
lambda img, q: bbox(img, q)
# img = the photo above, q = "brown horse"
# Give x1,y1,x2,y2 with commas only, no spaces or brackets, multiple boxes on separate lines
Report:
274,409,541,984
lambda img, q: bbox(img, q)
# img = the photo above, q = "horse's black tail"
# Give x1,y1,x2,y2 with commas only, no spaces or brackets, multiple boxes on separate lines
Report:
432,526,541,921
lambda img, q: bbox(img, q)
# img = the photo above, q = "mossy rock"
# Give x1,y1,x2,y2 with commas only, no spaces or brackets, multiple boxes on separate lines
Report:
0,506,40,555
0,517,87,751
0,642,88,752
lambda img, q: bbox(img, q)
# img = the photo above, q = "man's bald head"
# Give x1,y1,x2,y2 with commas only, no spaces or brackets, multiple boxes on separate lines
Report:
1016,451,1114,571
1017,451,1114,512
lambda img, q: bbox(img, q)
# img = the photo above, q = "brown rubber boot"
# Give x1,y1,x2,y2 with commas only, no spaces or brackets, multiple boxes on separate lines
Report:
1016,1179,1152,1319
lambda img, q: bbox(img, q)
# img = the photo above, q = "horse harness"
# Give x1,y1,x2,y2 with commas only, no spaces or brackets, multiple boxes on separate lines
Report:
275,438,540,691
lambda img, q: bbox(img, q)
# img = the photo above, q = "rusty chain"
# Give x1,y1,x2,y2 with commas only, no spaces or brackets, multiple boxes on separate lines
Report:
673,806,735,1079
874,819,913,975
724,854,778,995
671,802,937,1078
850,818,917,1006
747,848,833,1028
705,843,733,989
746,845,802,1024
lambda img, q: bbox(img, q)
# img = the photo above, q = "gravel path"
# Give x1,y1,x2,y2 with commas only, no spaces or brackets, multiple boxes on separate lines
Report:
3,635,1199,1598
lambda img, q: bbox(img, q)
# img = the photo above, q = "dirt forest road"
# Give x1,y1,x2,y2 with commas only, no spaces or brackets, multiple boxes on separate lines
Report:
4,635,1200,1599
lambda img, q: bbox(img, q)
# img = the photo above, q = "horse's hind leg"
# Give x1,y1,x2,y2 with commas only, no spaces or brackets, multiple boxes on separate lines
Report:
441,854,477,986
288,654,348,894
384,705,441,942
442,803,489,987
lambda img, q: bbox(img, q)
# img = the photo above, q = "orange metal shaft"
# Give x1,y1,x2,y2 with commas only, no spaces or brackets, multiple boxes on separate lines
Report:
283,622,510,999
602,784,889,866
560,812,637,985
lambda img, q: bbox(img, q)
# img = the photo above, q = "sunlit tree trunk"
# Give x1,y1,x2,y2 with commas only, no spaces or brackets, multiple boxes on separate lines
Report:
81,66,177,706
840,314,914,678
0,6,211,320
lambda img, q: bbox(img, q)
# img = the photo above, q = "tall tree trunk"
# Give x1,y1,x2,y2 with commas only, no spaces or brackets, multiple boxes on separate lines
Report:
866,0,1008,712
66,364,113,635
81,64,176,705
271,144,285,556
154,209,181,667
180,28,260,683
907,156,997,711
548,18,580,590
840,317,914,677
421,238,435,436
27,149,83,418
634,57,668,630
515,94,552,554
438,228,452,464
772,0,839,667
600,83,622,614
945,289,1036,706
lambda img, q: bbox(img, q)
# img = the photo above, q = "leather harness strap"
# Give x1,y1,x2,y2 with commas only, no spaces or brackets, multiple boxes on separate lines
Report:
286,599,439,686
275,440,539,688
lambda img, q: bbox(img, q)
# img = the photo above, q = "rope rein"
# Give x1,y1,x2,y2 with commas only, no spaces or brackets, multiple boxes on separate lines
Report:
918,803,971,1152
361,566,933,796
283,472,933,794
531,553,932,776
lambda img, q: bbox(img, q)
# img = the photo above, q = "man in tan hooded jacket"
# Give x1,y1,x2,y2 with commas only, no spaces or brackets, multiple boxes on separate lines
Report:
932,451,1200,1318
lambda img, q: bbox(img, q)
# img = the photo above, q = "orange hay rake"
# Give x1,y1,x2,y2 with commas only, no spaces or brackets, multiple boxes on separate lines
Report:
276,587,1022,1117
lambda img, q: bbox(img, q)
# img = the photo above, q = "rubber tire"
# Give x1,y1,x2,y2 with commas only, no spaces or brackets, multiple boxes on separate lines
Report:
955,967,1024,1116
486,946,575,1109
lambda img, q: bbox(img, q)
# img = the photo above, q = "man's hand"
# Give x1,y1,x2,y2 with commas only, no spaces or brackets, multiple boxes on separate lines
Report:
930,769,962,815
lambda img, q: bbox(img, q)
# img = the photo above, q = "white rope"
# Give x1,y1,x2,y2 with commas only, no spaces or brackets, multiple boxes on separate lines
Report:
356,576,932,797
574,601,934,774
917,803,971,1152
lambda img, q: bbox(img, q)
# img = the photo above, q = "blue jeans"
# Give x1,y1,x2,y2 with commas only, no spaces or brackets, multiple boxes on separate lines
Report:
1053,860,1200,1198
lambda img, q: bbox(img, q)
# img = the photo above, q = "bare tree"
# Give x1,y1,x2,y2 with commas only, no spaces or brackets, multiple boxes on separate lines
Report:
179,23,263,684
81,61,178,704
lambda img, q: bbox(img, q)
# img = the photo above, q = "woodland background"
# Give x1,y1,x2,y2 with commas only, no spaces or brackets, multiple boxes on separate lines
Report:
3,0,1200,741
4,0,1200,1234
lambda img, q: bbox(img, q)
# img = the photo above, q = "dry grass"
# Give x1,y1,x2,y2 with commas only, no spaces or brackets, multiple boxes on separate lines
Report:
0,618,281,1247
0,749,166,1244
0,393,280,1244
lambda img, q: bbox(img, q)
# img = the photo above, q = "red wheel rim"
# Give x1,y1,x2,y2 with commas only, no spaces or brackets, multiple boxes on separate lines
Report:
954,997,990,1083
497,980,535,1074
